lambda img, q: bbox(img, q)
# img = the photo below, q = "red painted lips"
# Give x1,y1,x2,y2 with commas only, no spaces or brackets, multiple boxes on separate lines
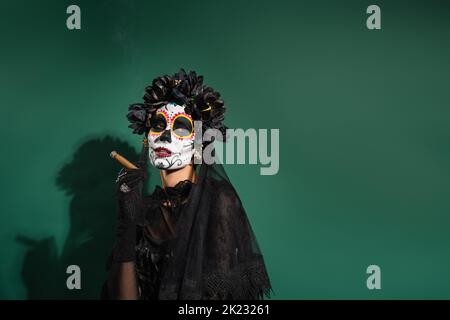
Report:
154,147,172,158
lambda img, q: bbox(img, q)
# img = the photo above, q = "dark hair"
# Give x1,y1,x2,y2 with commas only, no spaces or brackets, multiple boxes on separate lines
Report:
127,69,227,139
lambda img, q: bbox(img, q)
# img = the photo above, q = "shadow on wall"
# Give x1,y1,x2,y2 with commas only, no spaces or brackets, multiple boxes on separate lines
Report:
16,136,141,299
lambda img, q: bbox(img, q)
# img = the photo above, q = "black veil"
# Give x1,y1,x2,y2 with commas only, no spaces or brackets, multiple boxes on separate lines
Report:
156,160,272,299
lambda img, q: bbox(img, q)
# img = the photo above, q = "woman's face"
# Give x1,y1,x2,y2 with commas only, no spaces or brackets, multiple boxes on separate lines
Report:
148,102,195,170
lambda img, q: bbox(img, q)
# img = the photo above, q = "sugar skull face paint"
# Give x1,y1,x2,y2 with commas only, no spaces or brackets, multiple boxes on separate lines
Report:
148,102,195,170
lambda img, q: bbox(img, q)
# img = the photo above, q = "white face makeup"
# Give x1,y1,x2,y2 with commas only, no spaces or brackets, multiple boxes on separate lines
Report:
148,102,195,170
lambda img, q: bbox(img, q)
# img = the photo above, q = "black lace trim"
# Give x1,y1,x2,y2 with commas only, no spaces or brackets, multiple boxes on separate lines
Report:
158,259,272,300
202,260,272,300
152,179,194,208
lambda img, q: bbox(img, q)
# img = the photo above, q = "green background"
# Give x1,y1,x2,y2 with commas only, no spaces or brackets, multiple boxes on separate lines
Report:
1,0,450,299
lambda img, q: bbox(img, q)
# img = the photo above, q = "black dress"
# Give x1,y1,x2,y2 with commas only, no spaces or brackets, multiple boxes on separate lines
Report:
134,180,192,299
103,163,272,300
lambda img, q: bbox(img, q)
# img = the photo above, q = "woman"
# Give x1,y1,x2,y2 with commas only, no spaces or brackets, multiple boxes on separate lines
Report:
102,69,271,300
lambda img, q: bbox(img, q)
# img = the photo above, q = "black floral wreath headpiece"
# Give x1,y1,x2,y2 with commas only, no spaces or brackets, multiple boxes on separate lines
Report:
127,69,227,140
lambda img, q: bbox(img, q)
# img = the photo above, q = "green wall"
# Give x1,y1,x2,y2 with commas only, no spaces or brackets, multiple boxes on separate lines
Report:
1,0,450,299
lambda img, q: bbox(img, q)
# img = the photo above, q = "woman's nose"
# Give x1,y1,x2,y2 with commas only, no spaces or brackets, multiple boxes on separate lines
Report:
158,129,172,143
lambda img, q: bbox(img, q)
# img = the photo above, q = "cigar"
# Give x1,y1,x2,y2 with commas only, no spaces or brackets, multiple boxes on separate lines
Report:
110,151,138,169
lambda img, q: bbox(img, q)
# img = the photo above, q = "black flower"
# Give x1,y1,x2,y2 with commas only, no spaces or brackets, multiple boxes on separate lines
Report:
126,69,227,139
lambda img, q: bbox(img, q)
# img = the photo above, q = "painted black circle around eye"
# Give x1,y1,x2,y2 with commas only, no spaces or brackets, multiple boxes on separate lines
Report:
173,116,193,137
150,113,167,133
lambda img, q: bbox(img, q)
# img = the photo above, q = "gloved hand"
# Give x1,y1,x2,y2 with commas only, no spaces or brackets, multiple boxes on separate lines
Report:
112,161,147,262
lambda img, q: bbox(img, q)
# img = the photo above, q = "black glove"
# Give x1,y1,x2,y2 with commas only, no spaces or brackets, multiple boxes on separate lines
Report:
112,161,147,262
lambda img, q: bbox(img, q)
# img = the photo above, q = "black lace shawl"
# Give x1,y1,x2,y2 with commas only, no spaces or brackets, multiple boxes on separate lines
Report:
103,163,272,300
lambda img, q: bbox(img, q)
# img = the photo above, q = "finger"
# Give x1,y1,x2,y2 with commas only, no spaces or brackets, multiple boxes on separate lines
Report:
116,171,127,183
117,167,143,179
119,172,145,187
